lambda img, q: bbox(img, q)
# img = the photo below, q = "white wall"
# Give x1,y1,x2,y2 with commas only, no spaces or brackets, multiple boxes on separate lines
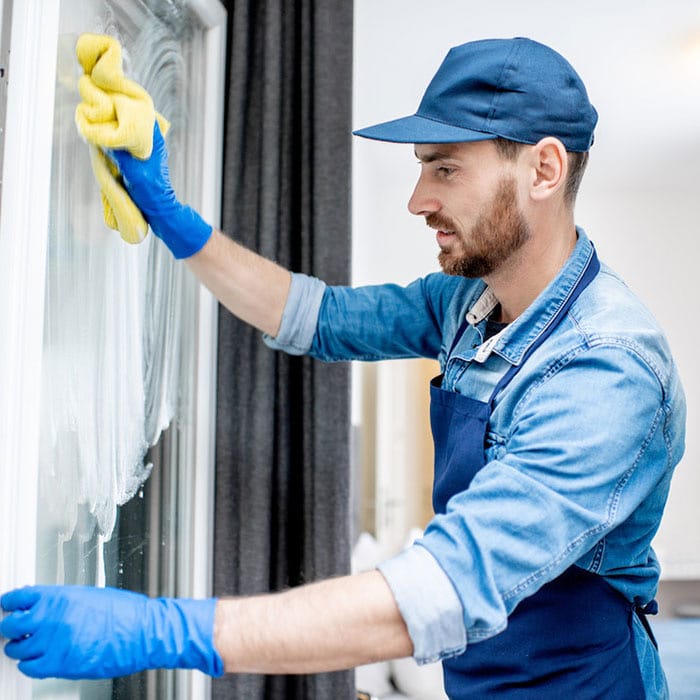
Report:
353,0,700,578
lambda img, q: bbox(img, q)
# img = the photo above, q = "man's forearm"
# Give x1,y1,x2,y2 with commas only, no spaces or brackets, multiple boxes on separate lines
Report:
186,228,292,338
213,570,413,674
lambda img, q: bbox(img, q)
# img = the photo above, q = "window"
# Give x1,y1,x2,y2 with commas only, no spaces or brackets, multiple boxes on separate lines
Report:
0,1,225,697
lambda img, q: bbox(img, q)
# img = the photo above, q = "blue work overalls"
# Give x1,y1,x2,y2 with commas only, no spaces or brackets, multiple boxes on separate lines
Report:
429,249,656,698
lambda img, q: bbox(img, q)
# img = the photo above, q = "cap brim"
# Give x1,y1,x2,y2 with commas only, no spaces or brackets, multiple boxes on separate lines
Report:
352,114,497,144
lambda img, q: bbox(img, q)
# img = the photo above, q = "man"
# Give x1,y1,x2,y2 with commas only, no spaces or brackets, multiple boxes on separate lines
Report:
1,37,685,698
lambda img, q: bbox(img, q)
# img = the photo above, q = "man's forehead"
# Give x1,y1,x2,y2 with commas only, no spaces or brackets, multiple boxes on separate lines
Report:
413,140,495,162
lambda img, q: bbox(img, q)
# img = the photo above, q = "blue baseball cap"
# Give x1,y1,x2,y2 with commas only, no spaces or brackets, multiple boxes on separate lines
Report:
353,38,597,152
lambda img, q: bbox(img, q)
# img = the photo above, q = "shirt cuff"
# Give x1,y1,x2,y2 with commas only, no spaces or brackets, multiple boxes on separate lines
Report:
262,272,326,355
378,544,467,664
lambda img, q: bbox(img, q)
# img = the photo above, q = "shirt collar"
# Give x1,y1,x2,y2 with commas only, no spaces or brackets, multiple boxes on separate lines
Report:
465,228,594,365
466,286,499,325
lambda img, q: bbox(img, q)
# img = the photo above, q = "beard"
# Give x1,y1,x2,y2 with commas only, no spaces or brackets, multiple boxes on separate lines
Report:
429,176,531,278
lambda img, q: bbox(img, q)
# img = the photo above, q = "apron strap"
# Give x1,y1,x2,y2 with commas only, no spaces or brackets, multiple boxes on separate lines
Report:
488,246,600,406
447,315,472,358
634,600,659,650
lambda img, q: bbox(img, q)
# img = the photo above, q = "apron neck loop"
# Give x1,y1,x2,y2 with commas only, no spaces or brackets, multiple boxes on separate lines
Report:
487,246,600,406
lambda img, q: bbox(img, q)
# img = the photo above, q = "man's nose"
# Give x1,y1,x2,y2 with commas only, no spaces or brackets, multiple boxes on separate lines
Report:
407,175,440,217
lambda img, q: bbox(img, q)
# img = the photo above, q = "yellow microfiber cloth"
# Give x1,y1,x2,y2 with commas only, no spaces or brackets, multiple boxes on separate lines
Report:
74,33,170,244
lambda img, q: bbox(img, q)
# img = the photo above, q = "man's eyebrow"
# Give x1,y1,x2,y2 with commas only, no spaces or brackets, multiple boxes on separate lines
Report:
414,149,454,163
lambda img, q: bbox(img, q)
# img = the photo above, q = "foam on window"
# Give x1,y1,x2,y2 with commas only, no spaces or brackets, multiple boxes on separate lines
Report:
37,0,198,584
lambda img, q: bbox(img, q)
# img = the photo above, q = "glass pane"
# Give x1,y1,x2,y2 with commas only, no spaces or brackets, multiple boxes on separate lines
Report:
35,1,208,697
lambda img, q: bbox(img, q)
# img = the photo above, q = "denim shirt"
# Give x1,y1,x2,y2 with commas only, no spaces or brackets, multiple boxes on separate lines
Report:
264,229,686,668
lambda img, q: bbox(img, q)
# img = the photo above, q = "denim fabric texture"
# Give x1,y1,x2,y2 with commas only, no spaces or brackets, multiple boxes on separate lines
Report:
264,229,685,696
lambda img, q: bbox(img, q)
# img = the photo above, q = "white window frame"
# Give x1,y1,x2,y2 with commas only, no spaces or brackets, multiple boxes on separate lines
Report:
0,1,226,698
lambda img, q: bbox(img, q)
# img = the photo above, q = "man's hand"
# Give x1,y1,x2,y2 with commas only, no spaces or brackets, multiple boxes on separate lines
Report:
109,118,292,338
108,121,212,259
0,585,223,679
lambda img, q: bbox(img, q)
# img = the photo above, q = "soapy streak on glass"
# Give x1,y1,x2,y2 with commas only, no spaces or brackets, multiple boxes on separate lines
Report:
38,0,197,588
27,1,208,697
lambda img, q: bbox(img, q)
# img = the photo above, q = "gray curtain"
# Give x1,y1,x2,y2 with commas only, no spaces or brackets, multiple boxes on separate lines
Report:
213,1,354,699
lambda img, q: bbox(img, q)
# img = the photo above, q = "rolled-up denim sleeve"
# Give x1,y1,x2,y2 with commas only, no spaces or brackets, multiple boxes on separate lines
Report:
263,272,327,355
378,544,467,664
266,270,468,362
416,343,677,646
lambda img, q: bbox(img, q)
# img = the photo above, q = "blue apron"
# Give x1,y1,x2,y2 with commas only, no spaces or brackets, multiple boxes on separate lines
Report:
430,248,656,698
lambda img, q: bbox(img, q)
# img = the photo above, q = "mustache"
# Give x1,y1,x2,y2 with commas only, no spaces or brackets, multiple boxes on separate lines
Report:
425,212,457,232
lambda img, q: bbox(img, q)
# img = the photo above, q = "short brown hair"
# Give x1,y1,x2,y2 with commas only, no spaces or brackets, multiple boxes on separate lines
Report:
492,137,589,207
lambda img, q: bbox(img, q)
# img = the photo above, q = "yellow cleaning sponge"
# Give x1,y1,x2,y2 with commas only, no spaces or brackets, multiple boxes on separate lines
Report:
74,33,169,244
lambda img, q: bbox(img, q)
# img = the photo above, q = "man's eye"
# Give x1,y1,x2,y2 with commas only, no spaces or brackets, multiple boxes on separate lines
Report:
437,166,455,176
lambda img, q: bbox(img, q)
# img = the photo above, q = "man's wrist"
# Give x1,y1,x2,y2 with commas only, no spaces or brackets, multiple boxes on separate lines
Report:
150,597,224,676
149,204,213,259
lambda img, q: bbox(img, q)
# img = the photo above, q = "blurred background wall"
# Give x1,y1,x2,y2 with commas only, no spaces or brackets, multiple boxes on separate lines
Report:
351,0,700,609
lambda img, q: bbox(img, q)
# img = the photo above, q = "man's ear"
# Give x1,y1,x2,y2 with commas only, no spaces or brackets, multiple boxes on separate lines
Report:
528,137,568,202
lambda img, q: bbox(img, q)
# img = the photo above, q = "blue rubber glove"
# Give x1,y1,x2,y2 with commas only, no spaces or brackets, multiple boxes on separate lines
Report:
108,122,213,259
0,585,224,679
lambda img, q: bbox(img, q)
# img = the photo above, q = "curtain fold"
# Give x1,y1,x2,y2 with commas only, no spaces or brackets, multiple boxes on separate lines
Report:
213,1,354,698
